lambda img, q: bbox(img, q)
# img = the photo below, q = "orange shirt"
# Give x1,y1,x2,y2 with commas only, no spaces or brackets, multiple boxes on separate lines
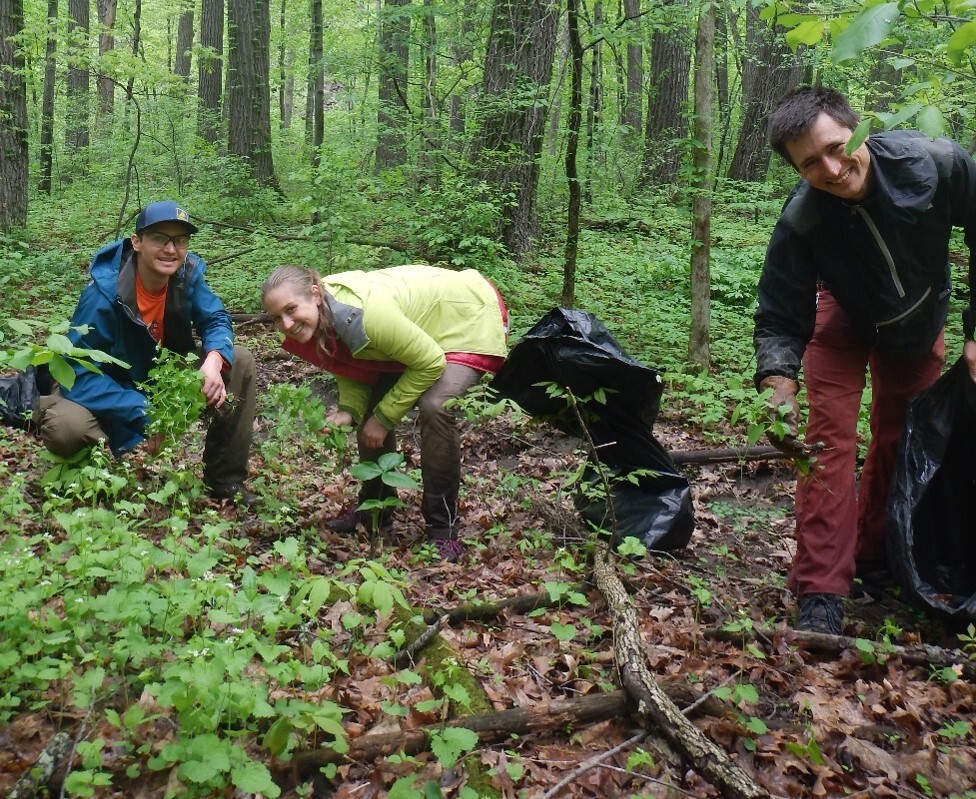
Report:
135,273,167,343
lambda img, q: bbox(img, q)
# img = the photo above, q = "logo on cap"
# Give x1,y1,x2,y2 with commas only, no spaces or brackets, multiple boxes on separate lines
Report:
176,208,189,223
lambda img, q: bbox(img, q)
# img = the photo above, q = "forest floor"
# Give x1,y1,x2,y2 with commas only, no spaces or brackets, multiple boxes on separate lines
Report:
2,324,976,799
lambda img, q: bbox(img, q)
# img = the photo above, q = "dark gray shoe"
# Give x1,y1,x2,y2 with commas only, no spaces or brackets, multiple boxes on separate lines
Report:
796,593,844,635
208,482,261,509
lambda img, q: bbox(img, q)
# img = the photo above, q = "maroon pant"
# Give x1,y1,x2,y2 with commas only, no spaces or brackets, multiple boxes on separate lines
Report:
789,290,944,597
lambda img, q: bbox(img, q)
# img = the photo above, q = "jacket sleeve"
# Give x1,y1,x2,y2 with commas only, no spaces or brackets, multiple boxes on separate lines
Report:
188,258,235,364
360,296,446,427
62,285,149,453
336,377,373,425
753,218,819,389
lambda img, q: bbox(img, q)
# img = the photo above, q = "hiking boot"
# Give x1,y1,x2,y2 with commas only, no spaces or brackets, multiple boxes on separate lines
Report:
208,482,261,509
795,593,844,635
852,567,898,600
430,537,464,563
326,508,391,534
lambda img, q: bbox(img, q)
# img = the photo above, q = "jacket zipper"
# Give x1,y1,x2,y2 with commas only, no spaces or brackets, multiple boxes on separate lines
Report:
854,206,906,298
877,285,932,328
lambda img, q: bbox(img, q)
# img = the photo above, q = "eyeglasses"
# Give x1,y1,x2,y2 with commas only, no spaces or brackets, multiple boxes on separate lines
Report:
142,231,191,249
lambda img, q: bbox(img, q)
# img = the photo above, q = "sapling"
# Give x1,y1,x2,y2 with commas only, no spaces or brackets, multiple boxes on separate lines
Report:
138,348,208,452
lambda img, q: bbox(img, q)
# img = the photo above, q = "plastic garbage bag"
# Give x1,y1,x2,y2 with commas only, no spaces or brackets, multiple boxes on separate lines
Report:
490,307,694,550
0,366,43,430
888,359,976,622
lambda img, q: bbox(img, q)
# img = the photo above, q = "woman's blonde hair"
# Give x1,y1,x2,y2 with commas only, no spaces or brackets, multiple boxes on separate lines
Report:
262,264,334,358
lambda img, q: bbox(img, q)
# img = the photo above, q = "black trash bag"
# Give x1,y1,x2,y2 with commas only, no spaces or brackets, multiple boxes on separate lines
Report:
0,366,44,430
490,307,694,550
887,359,976,621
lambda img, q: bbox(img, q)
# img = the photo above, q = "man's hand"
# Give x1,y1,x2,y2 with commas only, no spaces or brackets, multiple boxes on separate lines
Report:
359,415,389,449
965,340,976,383
199,351,227,408
759,375,812,457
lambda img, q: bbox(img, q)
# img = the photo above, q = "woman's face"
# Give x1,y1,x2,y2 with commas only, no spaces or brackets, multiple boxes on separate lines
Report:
263,283,322,343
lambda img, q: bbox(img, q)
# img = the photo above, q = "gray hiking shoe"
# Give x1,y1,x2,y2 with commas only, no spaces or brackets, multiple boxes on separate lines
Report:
795,593,844,635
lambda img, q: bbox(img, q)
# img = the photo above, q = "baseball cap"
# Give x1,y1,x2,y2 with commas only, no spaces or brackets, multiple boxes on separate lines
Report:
135,200,199,234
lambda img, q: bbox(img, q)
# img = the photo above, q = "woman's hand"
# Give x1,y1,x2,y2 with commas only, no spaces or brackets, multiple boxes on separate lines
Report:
326,410,354,428
359,415,389,449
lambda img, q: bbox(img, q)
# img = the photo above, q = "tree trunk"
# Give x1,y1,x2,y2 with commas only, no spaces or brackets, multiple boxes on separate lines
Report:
227,0,281,190
584,0,602,205
96,0,117,116
561,0,583,307
277,0,290,129
726,4,803,181
174,6,194,78
38,0,58,193
375,0,410,172
66,0,91,157
0,0,29,230
418,0,439,182
197,0,224,144
124,0,142,109
688,0,714,371
308,0,324,221
639,1,691,187
447,0,476,145
620,0,642,138
474,0,559,260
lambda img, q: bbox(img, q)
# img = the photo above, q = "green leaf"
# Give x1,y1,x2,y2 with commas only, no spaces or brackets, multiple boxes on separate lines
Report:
262,716,293,755
830,3,899,64
8,319,32,336
846,118,872,155
48,355,77,390
350,462,383,481
916,105,946,139
550,622,577,642
377,451,404,471
881,103,922,130
382,471,421,490
429,726,479,768
785,19,824,49
947,19,976,66
231,759,281,797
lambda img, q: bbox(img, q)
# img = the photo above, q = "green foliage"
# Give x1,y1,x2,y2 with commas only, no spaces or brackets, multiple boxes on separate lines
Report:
139,348,207,450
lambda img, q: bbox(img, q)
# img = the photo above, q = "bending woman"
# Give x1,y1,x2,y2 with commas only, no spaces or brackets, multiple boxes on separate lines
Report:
262,264,508,561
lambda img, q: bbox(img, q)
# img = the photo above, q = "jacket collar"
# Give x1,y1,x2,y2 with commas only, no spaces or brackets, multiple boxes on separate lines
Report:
324,292,370,354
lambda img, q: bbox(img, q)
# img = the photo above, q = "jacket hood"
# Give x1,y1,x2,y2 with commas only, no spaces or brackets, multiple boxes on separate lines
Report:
864,132,938,223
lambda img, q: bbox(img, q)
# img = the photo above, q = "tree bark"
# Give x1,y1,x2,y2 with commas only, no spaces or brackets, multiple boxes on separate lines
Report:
226,0,281,190
374,0,411,172
38,0,58,194
66,0,91,157
726,4,803,182
592,542,768,799
639,1,690,186
561,0,583,307
174,6,194,78
474,0,559,260
688,0,713,371
0,0,29,230
277,0,292,129
584,0,602,205
418,0,440,182
447,0,476,145
96,0,117,116
620,0,642,138
308,0,324,222
197,0,224,144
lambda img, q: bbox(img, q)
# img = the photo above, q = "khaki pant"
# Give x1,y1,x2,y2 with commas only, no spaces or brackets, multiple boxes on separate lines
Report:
36,345,256,489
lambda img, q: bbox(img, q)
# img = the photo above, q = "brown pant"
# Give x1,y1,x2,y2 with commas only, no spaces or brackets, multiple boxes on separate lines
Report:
358,364,484,538
37,345,256,488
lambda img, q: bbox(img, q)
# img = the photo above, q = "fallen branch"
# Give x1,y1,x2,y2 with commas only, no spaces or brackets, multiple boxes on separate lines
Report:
705,625,976,681
6,731,71,799
668,445,789,465
593,544,768,799
272,685,726,790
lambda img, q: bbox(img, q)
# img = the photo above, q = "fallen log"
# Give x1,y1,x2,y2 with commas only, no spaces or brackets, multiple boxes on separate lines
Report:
668,445,789,465
6,731,71,799
272,684,726,790
593,544,769,799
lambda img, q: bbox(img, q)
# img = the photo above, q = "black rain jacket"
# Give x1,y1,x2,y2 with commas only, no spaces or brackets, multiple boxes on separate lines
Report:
754,130,976,388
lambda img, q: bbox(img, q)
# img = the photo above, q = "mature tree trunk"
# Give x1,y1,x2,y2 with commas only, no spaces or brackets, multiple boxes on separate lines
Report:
418,0,440,180
726,4,803,181
545,13,568,156
174,5,194,78
688,0,713,371
620,0,642,138
226,0,280,189
197,0,224,144
561,0,583,307
474,0,559,259
639,2,691,187
713,0,731,179
864,52,901,116
96,0,116,116
65,0,90,155
0,0,29,230
124,0,142,105
39,0,58,193
375,0,410,172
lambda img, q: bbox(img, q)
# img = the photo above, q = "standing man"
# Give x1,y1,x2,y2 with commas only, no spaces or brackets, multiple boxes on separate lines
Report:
753,86,976,634
37,200,259,507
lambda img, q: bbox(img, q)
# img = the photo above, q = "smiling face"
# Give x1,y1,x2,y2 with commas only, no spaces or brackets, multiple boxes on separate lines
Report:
785,112,873,202
131,222,193,292
263,281,324,344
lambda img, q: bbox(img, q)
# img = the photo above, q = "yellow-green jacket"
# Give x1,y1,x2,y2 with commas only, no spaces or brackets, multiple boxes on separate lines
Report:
323,265,507,427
